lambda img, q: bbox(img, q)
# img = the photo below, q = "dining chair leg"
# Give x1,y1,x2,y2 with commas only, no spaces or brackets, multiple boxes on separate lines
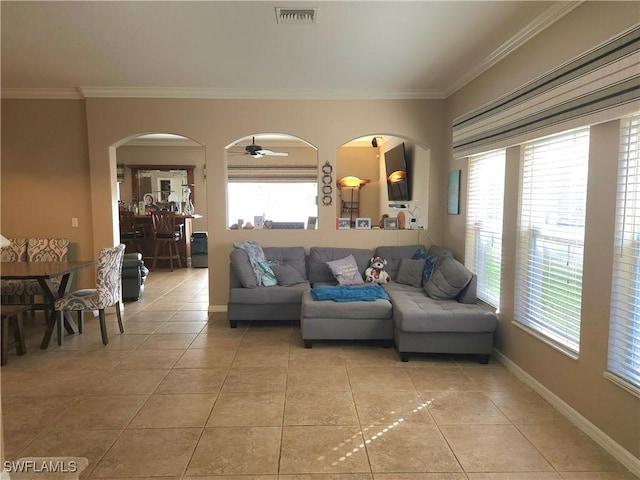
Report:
1,316,8,366
116,302,124,334
13,312,26,356
77,311,83,334
57,310,64,346
98,309,108,345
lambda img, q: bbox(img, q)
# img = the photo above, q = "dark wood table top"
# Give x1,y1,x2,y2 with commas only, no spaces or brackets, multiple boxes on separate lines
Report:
0,261,96,280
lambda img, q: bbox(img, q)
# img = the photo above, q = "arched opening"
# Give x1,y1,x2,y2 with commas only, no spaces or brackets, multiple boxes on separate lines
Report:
113,132,208,270
225,133,318,230
336,134,430,230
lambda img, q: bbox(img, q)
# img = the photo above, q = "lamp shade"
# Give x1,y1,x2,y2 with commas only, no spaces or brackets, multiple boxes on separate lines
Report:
338,176,370,188
0,234,10,248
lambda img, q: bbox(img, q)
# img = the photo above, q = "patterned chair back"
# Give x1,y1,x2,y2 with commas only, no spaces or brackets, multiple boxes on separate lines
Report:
27,238,69,262
96,244,126,309
1,238,27,262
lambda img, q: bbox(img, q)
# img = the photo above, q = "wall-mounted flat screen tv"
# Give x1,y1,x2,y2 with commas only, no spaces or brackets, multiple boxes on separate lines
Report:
385,142,410,201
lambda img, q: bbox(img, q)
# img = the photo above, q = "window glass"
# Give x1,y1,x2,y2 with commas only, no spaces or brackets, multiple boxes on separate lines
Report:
515,128,590,354
465,149,506,307
227,182,317,229
607,112,640,396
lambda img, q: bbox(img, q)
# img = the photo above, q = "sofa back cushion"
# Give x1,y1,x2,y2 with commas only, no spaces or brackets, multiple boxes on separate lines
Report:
230,248,258,288
307,247,372,286
375,245,427,280
263,247,307,280
424,257,473,300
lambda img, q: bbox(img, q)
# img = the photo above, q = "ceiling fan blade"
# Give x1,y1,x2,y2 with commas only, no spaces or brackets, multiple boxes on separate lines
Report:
258,149,289,156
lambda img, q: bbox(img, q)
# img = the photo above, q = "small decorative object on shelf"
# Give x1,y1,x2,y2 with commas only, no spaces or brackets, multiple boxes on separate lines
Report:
383,217,399,230
337,218,351,229
355,218,371,229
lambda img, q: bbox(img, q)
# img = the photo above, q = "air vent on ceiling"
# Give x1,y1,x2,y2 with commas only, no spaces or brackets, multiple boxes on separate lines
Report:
275,7,318,25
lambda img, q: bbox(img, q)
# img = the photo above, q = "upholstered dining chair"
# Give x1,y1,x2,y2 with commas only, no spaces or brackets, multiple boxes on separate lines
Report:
151,210,182,271
0,238,28,303
23,238,70,308
53,244,126,346
119,210,145,253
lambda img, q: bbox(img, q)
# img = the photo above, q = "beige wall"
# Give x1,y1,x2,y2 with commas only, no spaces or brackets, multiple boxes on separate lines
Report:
1,99,95,287
446,1,640,462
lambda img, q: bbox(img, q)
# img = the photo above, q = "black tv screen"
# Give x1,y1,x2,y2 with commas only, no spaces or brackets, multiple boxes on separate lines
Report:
385,143,410,201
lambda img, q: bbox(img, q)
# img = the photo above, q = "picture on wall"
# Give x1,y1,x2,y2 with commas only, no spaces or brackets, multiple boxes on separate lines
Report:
447,170,461,215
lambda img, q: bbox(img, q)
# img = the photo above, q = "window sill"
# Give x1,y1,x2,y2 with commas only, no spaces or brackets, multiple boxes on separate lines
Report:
604,371,640,398
511,321,580,361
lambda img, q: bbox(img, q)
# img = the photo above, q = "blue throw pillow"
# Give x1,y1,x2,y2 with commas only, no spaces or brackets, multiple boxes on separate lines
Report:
412,249,438,286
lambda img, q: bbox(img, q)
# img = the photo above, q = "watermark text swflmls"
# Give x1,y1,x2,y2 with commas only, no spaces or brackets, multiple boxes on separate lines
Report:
4,459,79,473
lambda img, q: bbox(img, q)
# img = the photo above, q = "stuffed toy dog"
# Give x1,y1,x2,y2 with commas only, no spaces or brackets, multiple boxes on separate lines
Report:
365,256,390,284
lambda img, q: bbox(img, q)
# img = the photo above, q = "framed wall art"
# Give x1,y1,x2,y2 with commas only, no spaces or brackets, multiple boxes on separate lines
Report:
447,169,461,215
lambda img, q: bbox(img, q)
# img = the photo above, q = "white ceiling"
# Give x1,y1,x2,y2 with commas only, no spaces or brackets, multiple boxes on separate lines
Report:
1,1,580,100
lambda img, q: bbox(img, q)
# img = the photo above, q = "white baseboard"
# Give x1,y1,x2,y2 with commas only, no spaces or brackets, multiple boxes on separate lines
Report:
493,348,640,477
208,305,227,313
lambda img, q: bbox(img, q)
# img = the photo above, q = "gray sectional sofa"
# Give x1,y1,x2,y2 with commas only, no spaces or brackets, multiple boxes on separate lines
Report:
228,244,498,362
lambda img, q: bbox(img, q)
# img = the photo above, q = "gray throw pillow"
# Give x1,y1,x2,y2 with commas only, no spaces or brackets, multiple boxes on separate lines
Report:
326,254,364,285
396,258,425,288
271,264,306,286
230,248,258,288
424,257,473,300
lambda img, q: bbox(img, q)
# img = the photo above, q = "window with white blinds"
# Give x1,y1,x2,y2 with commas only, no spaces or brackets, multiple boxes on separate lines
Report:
514,128,590,354
465,149,506,307
607,113,640,396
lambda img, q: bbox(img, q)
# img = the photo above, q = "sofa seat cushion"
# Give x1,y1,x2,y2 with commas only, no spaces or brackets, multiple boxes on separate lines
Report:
229,282,310,305
301,290,392,320
385,283,497,333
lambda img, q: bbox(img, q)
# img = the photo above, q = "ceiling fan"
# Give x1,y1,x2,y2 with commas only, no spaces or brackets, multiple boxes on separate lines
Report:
228,137,289,158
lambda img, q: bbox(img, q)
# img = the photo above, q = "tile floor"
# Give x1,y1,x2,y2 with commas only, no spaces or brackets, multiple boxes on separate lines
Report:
1,268,637,479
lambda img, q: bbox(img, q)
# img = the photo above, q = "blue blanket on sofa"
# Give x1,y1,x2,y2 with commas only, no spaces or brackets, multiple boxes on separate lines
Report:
311,284,390,302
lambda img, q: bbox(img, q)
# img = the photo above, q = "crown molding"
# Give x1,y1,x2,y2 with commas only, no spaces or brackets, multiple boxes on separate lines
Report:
444,1,583,97
1,87,83,99
79,87,446,100
1,86,446,100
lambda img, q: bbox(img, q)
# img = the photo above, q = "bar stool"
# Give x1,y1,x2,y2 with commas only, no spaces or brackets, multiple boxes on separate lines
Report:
1,304,29,365
150,210,183,271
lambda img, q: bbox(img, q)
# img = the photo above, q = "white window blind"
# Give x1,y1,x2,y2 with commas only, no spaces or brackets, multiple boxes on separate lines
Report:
465,149,506,307
607,113,640,395
515,128,590,354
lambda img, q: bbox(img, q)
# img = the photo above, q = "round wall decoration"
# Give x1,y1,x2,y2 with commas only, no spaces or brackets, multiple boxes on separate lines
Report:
321,161,333,206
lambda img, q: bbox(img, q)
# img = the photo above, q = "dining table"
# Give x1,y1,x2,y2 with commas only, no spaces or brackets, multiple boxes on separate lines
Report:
0,260,96,349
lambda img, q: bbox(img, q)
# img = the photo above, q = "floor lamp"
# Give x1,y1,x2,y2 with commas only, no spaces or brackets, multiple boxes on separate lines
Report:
338,176,370,227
